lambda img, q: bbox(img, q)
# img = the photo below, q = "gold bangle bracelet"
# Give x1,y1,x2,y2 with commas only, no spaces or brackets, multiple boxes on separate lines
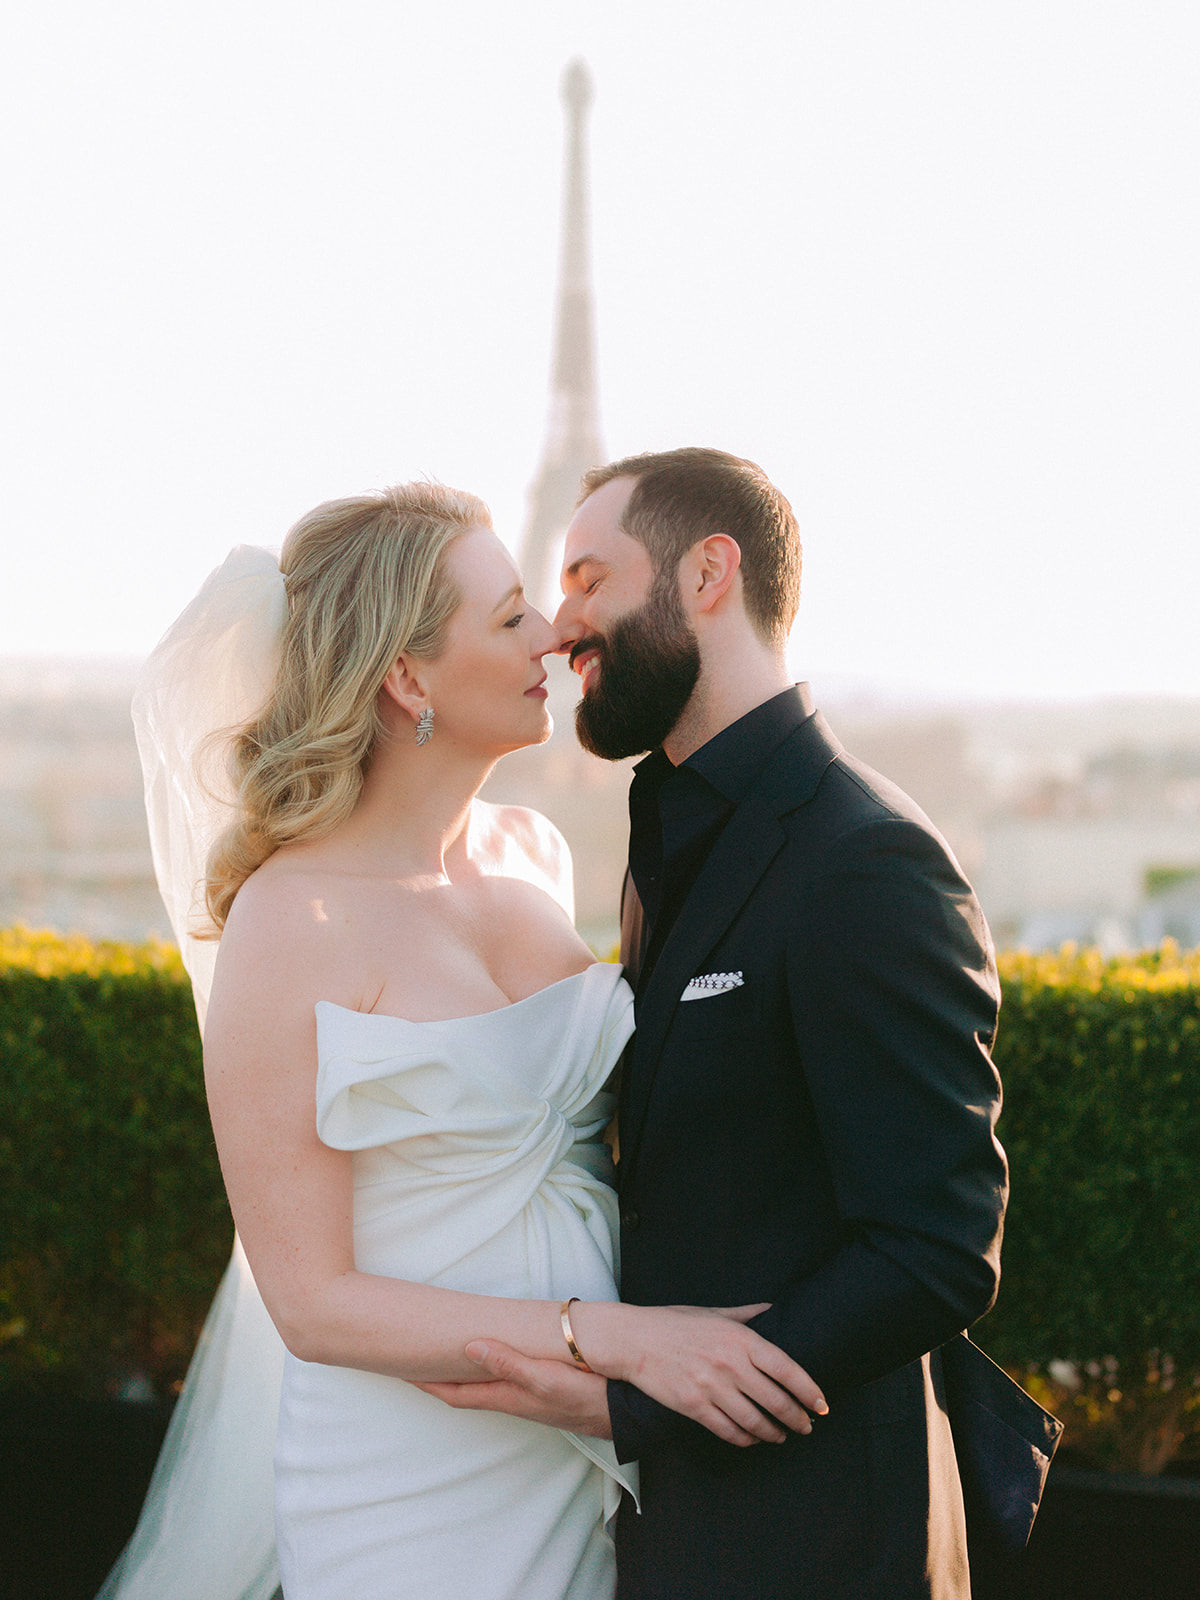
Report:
559,1297,593,1373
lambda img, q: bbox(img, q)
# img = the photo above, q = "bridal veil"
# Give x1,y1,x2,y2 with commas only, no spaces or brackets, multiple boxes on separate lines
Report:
104,546,289,1600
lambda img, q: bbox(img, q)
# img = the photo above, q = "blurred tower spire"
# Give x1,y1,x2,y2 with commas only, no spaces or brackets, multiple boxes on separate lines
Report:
521,60,604,614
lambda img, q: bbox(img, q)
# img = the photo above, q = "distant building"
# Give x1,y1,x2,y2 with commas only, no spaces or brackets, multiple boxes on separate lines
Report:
971,817,1200,950
969,738,1200,949
0,661,164,941
1137,869,1200,947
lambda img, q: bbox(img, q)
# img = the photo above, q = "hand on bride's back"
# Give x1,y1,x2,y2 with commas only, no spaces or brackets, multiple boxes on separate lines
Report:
570,1301,828,1447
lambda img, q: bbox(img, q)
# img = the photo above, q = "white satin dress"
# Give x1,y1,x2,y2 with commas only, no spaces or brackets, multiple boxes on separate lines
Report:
272,961,638,1600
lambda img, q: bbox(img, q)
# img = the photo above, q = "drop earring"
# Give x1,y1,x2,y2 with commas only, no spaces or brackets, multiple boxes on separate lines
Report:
415,708,435,746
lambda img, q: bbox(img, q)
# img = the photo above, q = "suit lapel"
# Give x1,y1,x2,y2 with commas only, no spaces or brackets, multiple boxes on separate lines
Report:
619,708,843,1184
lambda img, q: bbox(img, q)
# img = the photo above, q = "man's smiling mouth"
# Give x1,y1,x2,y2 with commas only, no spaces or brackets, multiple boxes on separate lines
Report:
572,648,602,689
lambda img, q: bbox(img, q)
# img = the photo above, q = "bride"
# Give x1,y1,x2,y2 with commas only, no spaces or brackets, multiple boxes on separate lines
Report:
112,482,822,1600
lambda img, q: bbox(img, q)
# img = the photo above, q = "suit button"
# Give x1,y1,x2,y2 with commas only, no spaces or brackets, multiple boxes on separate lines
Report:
621,1209,640,1231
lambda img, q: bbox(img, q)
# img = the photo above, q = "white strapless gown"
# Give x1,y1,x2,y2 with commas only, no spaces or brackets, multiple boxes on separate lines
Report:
272,962,638,1600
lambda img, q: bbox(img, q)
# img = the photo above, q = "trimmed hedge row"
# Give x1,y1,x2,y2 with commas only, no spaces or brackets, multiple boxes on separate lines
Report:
1,930,1198,1470
979,943,1200,1472
0,928,229,1398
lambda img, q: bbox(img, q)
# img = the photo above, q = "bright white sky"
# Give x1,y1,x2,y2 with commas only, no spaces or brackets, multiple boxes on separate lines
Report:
4,1,1197,702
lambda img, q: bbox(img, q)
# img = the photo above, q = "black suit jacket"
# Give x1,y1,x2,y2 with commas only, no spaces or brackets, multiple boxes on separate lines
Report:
609,686,1007,1600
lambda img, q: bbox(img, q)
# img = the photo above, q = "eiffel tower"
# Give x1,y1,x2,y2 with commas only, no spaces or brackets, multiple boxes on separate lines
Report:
483,61,631,941
520,59,605,616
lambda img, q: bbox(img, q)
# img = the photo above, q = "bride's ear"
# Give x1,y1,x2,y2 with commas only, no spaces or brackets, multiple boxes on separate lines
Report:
379,655,430,731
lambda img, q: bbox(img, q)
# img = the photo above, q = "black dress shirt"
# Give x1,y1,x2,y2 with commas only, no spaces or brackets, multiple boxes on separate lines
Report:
627,686,810,979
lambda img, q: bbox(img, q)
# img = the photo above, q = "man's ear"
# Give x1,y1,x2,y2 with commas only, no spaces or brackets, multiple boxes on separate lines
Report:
683,534,742,616
379,654,430,728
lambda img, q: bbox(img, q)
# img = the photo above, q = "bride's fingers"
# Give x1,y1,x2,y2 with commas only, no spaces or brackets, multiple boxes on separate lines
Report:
684,1349,827,1436
687,1363,816,1441
740,1370,817,1434
700,1303,772,1323
751,1344,828,1416
687,1306,829,1413
665,1315,829,1418
694,1402,773,1448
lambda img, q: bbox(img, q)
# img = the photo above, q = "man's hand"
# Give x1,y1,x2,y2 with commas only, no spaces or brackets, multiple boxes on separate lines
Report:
415,1341,613,1439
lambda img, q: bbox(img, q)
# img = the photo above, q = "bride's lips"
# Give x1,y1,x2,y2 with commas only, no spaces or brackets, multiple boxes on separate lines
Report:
525,674,549,699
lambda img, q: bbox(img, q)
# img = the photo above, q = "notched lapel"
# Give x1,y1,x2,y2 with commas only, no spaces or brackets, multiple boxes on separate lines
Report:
618,708,843,1185
619,797,785,1180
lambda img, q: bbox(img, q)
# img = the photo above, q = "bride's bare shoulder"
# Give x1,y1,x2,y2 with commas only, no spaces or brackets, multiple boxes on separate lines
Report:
470,800,574,919
209,847,361,1021
222,847,334,937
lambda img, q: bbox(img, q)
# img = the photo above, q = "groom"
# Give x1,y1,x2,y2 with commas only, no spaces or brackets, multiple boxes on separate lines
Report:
435,448,1007,1598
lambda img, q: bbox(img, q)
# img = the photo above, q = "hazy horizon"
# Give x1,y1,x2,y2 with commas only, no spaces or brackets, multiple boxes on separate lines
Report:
4,651,1200,721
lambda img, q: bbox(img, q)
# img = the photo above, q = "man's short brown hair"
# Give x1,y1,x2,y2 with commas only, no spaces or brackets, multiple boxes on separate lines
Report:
580,447,801,647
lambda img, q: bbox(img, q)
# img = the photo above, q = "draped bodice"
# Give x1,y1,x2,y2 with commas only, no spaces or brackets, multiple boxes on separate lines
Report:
313,961,634,1298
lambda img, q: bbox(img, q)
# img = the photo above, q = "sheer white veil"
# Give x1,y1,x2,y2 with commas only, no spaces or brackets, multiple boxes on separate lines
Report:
101,547,289,1600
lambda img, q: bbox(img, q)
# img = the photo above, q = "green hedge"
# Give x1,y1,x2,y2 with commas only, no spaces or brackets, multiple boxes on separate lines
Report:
0,928,230,1398
2,929,1198,1472
979,944,1200,1472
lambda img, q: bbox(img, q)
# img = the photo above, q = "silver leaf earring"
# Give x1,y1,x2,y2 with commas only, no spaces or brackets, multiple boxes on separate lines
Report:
415,708,435,746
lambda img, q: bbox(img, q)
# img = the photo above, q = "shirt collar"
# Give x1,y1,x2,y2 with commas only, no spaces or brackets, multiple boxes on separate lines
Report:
678,683,815,804
629,683,817,814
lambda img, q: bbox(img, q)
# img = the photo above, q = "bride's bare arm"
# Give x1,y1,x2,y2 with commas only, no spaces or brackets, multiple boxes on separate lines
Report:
204,876,597,1384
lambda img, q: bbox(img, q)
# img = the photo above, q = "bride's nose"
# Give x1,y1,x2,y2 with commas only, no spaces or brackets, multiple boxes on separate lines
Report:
527,609,562,659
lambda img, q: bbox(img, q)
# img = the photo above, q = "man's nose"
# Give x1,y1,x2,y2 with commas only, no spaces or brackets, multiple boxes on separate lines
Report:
551,593,581,650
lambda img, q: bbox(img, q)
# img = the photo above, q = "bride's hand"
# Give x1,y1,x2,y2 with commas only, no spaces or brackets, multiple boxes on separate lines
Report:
569,1301,828,1447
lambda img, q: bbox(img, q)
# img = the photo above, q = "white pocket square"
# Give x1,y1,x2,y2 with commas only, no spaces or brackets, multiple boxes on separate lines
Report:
680,971,745,1002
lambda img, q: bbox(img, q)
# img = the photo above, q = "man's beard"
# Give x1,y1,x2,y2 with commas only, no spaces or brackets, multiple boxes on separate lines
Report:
573,571,701,761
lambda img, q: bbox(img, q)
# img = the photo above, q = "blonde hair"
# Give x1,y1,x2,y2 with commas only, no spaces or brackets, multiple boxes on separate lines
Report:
204,482,489,931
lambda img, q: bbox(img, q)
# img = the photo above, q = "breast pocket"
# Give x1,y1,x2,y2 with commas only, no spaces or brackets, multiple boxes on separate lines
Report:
668,973,763,1041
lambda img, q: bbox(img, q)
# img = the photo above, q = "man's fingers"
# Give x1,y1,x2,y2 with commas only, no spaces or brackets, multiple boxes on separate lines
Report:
415,1375,556,1415
412,1379,515,1408
412,1340,548,1412
465,1340,509,1376
464,1339,539,1388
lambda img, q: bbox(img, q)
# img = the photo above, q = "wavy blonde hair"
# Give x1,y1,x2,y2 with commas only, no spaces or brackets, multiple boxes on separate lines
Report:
204,482,489,932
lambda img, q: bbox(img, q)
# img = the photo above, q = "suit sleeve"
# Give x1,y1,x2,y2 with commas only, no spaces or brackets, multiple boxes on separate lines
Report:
755,814,1007,1393
608,813,1007,1462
